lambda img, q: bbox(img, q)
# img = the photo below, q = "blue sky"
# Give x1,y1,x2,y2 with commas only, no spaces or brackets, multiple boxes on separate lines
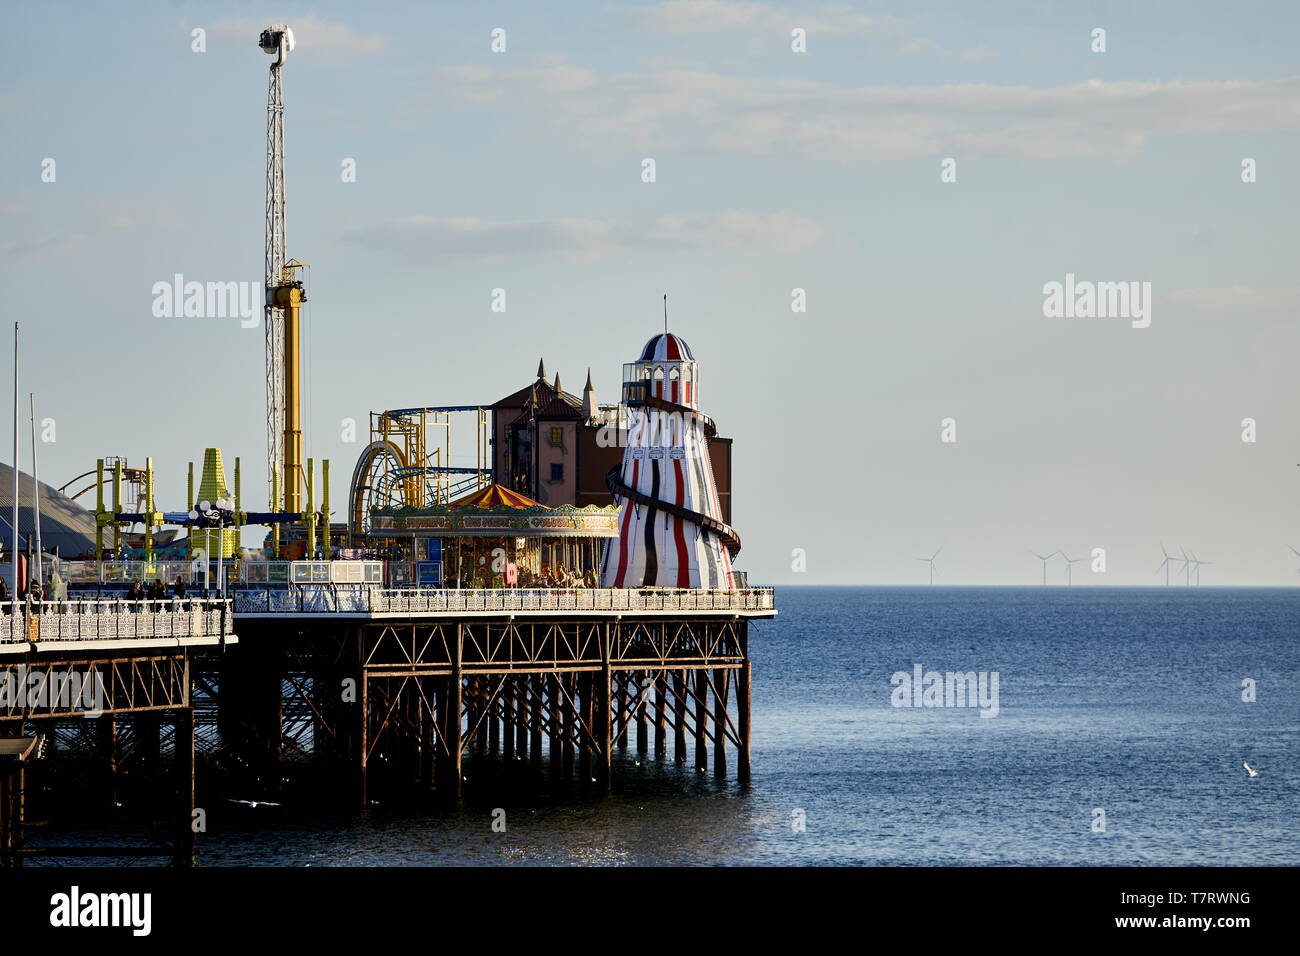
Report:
1,1,1298,584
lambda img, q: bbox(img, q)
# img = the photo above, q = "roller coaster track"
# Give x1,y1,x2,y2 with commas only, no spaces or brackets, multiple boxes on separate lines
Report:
605,394,741,560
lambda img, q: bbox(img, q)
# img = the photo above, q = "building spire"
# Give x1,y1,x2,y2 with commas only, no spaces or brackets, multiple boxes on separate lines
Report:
582,368,595,421
537,357,546,380
553,372,562,394
663,293,668,335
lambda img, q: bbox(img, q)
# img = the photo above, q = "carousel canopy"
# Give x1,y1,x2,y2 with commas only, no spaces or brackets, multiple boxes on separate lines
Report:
449,483,542,510
371,482,619,538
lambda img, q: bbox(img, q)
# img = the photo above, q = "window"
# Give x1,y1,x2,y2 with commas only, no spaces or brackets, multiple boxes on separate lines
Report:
550,463,564,482
549,426,563,446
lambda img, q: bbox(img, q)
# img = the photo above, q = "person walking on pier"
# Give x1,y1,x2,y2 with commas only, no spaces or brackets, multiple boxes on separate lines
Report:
48,566,67,613
0,577,9,614
173,575,189,610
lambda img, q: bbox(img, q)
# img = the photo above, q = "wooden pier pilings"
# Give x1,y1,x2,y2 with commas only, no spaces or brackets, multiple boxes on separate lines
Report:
217,612,754,804
2,594,769,862
353,615,752,800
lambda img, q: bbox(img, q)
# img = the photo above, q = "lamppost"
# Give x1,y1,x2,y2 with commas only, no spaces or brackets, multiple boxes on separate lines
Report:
189,497,235,596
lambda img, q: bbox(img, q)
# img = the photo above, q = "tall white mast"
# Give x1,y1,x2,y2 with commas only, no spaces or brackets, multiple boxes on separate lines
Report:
260,24,294,511
10,323,17,597
29,393,41,582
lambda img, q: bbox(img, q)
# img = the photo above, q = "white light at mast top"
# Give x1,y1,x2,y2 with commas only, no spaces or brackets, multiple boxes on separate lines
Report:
259,24,295,57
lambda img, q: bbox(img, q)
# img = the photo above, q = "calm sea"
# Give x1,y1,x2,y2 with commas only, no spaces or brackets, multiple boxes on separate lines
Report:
52,587,1300,865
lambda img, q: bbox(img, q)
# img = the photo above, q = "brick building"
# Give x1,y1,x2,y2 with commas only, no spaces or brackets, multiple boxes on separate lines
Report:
490,359,732,524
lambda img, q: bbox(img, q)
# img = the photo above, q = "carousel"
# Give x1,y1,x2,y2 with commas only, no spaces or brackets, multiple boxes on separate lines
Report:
369,483,620,589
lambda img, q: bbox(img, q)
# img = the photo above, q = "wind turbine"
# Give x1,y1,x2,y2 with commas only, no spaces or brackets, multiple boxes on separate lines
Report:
1060,550,1080,585
1030,550,1057,585
1179,546,1192,586
1190,551,1209,586
1157,543,1176,586
917,547,940,585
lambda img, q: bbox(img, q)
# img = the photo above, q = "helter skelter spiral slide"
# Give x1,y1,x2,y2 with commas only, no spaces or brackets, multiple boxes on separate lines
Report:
601,330,742,590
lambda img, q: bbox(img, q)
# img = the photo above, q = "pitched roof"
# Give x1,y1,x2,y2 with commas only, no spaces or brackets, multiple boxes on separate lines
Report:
493,379,551,409
493,376,583,412
534,397,583,419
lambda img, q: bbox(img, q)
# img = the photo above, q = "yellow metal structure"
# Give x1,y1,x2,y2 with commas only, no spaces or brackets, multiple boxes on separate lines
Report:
235,457,243,554
112,460,122,555
144,457,154,561
306,457,316,558
192,448,236,558
348,407,491,547
271,260,309,514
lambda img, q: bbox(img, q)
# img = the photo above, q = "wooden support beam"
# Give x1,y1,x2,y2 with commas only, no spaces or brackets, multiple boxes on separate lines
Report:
0,770,12,866
548,675,561,771
515,677,527,761
264,642,284,794
138,713,161,777
561,673,575,781
448,625,463,799
737,629,751,784
529,675,543,769
474,678,489,755
595,623,611,791
713,668,728,778
673,670,687,763
635,670,648,754
502,678,514,761
359,663,369,807
654,670,667,759
578,672,591,783
616,671,628,750
488,677,500,756
97,716,117,810
424,681,436,787
173,706,194,867
694,669,708,772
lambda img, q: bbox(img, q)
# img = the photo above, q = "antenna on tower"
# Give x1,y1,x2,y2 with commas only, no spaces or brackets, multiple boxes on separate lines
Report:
663,293,668,334
260,22,296,512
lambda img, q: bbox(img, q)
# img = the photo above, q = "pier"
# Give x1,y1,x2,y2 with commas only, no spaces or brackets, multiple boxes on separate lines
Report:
0,598,235,866
221,582,774,802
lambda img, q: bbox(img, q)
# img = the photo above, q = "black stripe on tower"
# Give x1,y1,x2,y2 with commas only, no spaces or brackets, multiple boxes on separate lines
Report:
642,458,660,585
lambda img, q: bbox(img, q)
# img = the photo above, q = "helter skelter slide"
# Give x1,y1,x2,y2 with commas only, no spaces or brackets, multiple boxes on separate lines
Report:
601,330,741,590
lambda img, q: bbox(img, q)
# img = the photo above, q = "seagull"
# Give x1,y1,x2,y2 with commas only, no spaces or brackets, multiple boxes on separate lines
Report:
1243,762,1259,778
226,798,281,808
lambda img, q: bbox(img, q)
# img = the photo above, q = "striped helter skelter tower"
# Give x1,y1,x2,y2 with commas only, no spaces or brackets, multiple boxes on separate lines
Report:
602,332,740,590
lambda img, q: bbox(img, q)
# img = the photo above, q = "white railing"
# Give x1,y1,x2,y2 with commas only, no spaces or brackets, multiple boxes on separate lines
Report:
231,587,775,615
0,598,235,644
56,559,387,587
63,560,199,585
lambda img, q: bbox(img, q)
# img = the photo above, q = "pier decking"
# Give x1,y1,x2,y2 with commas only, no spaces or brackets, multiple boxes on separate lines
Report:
4,580,775,864
0,599,236,866
231,585,775,618
223,585,776,802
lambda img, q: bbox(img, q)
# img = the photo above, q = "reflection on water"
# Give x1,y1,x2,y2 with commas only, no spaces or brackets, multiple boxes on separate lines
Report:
25,587,1300,866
